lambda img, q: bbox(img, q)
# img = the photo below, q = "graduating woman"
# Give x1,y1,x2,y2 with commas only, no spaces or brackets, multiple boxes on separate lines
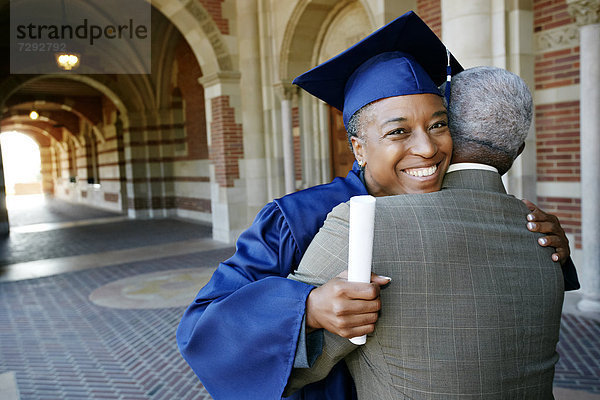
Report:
177,11,578,400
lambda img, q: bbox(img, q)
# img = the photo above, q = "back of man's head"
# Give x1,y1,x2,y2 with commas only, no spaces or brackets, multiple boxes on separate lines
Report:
448,66,533,175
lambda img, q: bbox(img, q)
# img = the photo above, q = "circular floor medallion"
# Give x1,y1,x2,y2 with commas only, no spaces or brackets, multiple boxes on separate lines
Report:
89,267,215,309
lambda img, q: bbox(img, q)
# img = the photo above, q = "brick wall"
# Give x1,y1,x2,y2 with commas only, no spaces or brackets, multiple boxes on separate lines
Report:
533,0,581,249
417,0,441,38
209,95,243,187
534,1,579,90
537,196,581,249
174,196,211,213
198,0,229,35
534,47,580,90
534,0,574,31
535,101,580,182
39,146,54,194
176,38,208,160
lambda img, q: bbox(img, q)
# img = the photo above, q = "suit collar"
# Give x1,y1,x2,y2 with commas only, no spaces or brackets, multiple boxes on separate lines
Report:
442,169,507,194
446,162,498,174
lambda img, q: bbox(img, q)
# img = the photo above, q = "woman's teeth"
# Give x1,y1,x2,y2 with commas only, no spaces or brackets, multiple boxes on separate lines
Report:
404,165,437,177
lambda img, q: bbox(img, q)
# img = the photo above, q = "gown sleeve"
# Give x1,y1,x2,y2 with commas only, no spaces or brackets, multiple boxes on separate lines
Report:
561,256,580,291
176,202,315,400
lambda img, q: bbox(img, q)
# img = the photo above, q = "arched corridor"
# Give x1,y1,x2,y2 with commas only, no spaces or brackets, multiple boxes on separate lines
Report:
0,0,598,398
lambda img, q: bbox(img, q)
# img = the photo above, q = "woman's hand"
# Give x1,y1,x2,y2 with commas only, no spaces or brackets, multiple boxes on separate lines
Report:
522,199,570,265
305,271,391,338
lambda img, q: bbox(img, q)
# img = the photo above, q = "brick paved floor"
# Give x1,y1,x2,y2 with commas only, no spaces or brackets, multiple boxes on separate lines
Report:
6,195,121,227
0,196,599,399
0,250,233,400
0,219,212,266
555,313,600,393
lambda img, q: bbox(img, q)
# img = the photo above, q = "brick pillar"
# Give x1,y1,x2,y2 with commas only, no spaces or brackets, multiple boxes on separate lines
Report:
199,71,249,243
40,144,55,194
568,0,600,312
123,112,153,218
417,0,441,37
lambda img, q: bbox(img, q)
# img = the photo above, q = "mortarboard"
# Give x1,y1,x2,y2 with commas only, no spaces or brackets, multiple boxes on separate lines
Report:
292,11,463,128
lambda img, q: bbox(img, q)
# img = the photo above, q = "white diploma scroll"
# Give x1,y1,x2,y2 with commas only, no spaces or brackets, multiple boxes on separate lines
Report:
347,195,376,345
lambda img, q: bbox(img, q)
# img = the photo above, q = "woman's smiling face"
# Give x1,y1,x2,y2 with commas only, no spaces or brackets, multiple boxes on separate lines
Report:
352,93,453,196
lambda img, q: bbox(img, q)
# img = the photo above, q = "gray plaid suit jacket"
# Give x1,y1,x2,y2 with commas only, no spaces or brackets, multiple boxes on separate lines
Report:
286,169,564,399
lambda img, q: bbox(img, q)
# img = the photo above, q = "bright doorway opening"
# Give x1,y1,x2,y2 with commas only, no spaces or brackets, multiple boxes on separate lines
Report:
1,131,42,196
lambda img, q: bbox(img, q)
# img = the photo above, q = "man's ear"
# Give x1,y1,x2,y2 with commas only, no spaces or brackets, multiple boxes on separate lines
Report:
517,143,525,157
350,136,365,163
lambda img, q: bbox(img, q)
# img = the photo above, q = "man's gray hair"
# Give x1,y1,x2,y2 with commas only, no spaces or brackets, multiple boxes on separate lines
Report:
448,66,533,159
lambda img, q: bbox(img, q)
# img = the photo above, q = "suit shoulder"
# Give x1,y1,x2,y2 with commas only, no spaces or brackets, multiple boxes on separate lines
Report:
329,201,350,219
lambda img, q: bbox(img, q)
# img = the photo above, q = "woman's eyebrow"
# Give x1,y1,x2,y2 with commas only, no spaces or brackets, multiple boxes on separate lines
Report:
432,110,448,118
380,117,407,127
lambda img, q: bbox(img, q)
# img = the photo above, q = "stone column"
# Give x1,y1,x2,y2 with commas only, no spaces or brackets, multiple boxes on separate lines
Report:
568,0,600,312
501,1,536,202
442,0,536,200
300,91,321,188
275,82,296,194
317,100,331,184
236,0,268,211
369,0,417,25
441,0,494,67
0,143,9,236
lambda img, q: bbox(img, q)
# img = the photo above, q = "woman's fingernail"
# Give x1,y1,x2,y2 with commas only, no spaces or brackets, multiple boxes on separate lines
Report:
379,275,392,281
527,214,534,221
527,222,536,230
538,238,547,245
552,254,559,261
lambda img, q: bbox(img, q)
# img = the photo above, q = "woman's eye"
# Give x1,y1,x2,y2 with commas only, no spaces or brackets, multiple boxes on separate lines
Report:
430,121,448,130
386,128,407,136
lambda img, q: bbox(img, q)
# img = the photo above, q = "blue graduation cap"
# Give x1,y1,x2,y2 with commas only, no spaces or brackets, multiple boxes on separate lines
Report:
292,11,463,128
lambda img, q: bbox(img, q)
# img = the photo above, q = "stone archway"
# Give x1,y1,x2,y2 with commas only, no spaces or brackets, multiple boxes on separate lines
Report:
0,74,132,214
280,0,374,81
280,0,374,183
316,2,372,178
150,0,235,77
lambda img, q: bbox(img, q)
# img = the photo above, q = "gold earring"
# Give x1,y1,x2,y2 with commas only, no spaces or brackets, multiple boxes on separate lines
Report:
358,160,365,168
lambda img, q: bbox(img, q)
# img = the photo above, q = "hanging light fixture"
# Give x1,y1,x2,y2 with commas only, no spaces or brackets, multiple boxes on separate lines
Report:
55,0,81,71
29,110,39,120
55,53,80,70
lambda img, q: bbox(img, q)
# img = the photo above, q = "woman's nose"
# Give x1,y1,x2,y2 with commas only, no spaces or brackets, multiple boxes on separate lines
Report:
410,130,437,158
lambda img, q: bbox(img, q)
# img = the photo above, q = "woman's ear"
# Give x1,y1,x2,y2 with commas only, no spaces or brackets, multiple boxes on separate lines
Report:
351,136,365,164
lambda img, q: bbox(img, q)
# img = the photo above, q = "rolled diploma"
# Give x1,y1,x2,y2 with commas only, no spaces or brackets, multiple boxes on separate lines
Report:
347,195,376,345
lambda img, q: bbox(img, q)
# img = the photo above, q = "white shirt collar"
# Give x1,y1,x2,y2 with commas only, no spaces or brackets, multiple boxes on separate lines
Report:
446,162,498,174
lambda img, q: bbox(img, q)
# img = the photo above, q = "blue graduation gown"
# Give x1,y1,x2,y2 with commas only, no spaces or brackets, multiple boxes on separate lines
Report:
177,164,367,400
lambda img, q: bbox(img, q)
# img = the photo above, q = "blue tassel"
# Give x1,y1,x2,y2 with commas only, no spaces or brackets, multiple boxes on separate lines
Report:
445,49,452,105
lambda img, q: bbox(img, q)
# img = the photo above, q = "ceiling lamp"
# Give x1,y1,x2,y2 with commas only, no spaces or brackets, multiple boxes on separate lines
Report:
29,110,39,120
55,53,80,71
